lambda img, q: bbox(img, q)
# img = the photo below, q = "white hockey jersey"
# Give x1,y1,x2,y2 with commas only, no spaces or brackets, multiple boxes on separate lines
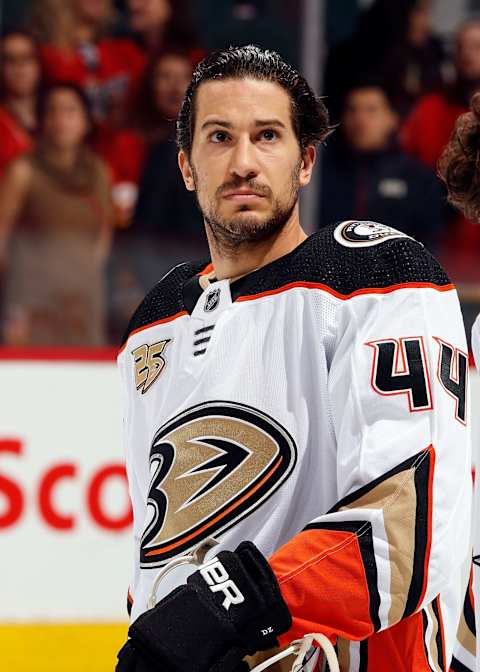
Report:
118,221,472,671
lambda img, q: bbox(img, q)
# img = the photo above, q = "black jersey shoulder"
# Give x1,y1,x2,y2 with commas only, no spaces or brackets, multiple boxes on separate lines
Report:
229,221,450,301
120,260,208,347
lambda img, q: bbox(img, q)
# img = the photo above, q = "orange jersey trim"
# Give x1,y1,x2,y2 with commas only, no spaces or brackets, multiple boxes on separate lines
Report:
199,263,214,276
118,310,188,355
469,567,475,611
366,612,433,671
273,528,374,645
236,281,455,304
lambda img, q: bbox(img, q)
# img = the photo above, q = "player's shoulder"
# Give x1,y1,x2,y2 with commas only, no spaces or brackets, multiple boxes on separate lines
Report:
294,220,451,294
120,259,208,348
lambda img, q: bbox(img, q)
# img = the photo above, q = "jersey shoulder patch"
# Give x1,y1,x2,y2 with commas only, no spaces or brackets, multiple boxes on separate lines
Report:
333,220,412,248
325,220,451,293
120,260,207,347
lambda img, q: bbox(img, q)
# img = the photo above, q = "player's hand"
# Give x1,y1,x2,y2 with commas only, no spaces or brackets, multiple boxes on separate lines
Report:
115,541,292,672
116,640,250,672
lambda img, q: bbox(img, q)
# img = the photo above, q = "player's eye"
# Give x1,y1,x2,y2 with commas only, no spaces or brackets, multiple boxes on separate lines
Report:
210,130,229,143
259,129,278,141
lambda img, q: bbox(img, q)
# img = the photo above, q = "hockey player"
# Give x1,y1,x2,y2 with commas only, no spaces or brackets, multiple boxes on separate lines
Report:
437,95,480,672
116,46,472,671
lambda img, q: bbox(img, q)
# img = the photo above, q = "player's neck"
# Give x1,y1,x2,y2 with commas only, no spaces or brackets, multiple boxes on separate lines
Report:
207,206,307,281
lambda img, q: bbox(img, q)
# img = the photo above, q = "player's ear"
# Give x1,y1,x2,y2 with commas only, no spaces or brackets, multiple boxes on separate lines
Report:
178,150,196,191
298,145,316,187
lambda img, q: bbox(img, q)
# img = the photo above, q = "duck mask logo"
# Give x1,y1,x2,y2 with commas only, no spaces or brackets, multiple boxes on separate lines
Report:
140,401,297,567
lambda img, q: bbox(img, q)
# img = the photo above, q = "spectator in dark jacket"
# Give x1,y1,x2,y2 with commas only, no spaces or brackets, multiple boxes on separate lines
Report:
130,47,202,239
321,84,446,251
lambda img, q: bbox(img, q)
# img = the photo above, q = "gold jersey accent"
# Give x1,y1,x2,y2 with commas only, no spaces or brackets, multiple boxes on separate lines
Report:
132,340,171,394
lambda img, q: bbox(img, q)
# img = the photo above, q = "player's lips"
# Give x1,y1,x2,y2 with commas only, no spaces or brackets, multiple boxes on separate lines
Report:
223,190,265,200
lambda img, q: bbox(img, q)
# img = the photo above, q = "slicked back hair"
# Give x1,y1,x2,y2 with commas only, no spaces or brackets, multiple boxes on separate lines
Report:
176,44,332,157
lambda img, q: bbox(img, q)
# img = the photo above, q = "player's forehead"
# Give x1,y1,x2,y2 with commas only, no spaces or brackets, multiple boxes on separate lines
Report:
194,77,294,131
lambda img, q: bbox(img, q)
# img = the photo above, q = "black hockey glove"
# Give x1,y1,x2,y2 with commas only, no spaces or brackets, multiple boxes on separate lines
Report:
115,541,292,672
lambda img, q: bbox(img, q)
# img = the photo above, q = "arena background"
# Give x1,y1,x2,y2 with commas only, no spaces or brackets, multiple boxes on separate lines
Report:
0,1,479,670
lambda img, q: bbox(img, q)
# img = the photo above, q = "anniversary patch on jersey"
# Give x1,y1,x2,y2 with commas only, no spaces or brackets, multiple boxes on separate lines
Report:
334,220,412,248
140,401,297,567
132,340,171,394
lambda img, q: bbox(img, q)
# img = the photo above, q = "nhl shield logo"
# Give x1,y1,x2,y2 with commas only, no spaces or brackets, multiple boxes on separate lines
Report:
204,288,220,312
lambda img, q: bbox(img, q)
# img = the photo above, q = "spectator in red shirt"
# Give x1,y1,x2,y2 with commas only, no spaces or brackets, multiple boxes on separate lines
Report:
30,0,146,125
401,19,480,168
0,31,41,176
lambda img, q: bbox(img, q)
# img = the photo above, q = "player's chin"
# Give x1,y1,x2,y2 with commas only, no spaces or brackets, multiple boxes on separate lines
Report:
227,210,272,228
223,202,267,217
232,207,267,218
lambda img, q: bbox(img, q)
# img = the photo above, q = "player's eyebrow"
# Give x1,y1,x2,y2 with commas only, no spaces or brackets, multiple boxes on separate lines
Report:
200,119,233,131
254,119,286,128
200,118,287,131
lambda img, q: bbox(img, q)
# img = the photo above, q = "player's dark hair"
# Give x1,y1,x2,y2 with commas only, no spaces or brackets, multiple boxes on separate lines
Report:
438,92,480,222
176,44,332,156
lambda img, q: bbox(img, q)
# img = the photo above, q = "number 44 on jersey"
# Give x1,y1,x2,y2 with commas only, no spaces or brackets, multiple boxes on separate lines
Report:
367,336,468,424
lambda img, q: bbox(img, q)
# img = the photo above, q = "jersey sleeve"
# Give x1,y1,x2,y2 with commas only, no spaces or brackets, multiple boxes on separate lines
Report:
269,279,472,646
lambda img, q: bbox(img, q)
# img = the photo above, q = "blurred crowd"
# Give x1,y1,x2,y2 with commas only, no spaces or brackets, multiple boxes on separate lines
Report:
0,0,479,346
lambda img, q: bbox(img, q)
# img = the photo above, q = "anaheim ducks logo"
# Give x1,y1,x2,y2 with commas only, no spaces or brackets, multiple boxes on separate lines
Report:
132,340,171,394
140,401,297,567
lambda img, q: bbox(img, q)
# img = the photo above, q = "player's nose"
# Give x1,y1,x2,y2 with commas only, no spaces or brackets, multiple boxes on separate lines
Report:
228,134,260,179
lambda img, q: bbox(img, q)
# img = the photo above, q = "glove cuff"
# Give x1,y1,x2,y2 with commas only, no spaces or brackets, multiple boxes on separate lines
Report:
188,541,292,653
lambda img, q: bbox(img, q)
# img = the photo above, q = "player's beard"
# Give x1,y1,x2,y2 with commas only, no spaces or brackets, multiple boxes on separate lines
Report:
192,159,301,257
